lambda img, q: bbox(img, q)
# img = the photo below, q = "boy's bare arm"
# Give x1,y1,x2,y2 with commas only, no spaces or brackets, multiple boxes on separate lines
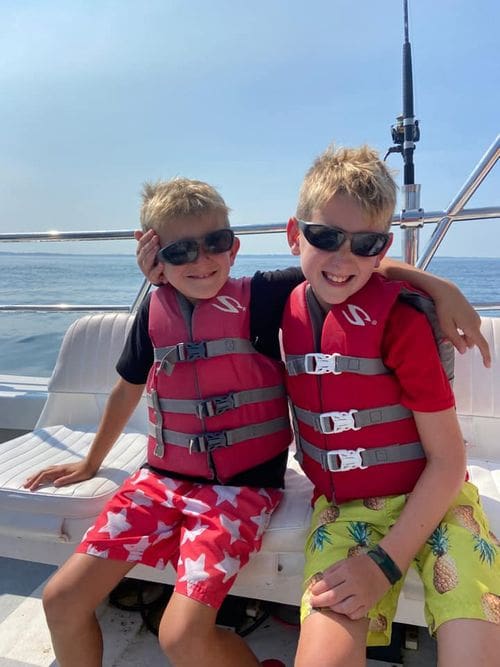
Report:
309,408,466,619
24,378,145,490
378,257,490,367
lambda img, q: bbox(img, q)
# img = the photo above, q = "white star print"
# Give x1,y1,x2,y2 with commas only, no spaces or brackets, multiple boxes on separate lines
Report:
178,554,210,594
123,536,151,561
131,468,150,485
214,552,241,583
159,476,181,491
250,508,270,538
213,485,241,508
219,514,242,544
86,545,109,559
161,488,176,508
258,488,272,503
182,496,210,516
181,518,208,545
123,489,154,508
151,521,175,545
97,509,131,538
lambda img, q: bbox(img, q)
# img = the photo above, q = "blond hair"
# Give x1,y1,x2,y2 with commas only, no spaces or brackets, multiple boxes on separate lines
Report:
297,145,397,230
140,177,230,232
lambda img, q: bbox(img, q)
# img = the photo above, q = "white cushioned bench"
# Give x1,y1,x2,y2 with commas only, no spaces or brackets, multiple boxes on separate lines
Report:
0,312,498,626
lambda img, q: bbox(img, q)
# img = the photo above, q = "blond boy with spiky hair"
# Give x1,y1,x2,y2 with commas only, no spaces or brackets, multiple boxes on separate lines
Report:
283,145,499,667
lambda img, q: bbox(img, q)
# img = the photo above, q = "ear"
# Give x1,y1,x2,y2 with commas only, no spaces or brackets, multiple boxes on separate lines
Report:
229,235,240,267
287,217,301,256
374,232,394,268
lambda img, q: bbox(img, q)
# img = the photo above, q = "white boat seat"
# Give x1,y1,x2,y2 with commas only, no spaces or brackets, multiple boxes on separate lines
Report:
0,312,499,628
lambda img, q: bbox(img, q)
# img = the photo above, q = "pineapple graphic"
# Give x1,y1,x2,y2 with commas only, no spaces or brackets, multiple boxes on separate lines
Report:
302,572,325,616
316,504,340,528
347,522,372,557
481,592,500,624
368,613,388,633
310,524,333,552
489,530,500,547
428,524,459,593
453,504,497,565
452,504,480,535
363,497,386,511
473,537,497,565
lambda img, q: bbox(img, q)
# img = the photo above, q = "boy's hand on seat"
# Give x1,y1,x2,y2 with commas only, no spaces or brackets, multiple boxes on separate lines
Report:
434,281,491,368
134,229,167,286
24,460,98,491
309,555,391,620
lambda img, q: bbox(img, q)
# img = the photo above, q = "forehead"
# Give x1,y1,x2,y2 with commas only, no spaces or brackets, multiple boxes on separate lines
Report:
157,211,228,246
311,193,384,232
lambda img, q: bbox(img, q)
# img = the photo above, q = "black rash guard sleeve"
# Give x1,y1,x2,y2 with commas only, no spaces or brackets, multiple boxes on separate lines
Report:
249,266,304,359
116,293,154,384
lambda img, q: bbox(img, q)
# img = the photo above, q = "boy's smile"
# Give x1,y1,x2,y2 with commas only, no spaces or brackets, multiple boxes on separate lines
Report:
288,194,392,311
157,212,239,304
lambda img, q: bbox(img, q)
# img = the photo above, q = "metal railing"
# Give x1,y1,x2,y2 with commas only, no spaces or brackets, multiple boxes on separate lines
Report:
1,135,499,313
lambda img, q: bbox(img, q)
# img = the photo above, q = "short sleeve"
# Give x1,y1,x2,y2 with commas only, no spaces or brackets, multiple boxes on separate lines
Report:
116,294,154,384
382,300,455,412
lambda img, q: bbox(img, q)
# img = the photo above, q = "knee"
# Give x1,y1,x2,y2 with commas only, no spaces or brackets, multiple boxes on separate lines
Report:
158,609,209,661
42,573,89,630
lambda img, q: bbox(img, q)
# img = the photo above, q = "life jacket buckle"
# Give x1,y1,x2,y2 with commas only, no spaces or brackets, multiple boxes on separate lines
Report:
319,409,360,434
197,394,235,418
304,353,341,375
177,341,207,361
327,448,367,472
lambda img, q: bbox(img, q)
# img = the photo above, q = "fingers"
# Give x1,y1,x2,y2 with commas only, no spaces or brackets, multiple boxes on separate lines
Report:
24,468,62,491
464,330,491,368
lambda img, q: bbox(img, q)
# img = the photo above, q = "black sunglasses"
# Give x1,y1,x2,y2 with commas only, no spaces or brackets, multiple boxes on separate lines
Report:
298,220,390,257
157,228,235,266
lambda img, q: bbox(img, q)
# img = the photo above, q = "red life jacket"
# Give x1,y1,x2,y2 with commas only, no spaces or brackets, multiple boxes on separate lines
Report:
146,277,291,482
282,274,454,504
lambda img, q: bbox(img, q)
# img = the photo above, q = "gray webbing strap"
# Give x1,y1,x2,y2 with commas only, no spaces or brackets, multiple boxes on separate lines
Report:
150,389,166,458
146,385,285,417
286,353,389,377
299,436,425,472
293,403,411,434
147,416,289,454
154,338,256,374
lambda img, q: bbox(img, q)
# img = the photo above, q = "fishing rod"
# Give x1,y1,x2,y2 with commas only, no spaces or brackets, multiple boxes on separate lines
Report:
385,0,423,264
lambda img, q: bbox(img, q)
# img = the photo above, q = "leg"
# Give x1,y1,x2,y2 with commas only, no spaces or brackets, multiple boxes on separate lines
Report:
158,592,262,667
43,553,134,667
437,619,500,667
295,610,369,667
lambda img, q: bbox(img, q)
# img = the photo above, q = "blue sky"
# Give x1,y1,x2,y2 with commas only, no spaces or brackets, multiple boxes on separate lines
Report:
0,0,498,257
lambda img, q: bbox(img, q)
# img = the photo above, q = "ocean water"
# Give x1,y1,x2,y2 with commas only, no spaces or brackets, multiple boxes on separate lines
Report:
1,252,499,377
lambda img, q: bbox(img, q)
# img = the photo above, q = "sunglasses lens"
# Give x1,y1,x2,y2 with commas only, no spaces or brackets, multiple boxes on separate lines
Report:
159,240,198,265
351,233,389,257
303,224,344,251
204,229,235,254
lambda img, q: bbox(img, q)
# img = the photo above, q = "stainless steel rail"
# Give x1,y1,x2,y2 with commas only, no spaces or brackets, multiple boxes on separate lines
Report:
1,136,498,313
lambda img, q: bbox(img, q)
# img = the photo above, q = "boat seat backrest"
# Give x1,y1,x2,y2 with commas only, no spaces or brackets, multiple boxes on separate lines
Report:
454,316,500,460
36,312,147,432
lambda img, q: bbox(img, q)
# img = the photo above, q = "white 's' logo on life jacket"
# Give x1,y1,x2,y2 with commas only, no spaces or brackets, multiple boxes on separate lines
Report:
212,295,246,313
342,304,376,326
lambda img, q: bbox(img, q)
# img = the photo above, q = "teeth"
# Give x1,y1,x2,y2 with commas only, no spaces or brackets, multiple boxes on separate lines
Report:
325,273,349,283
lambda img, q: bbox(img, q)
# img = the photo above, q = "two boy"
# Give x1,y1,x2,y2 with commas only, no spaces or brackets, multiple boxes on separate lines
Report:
27,147,497,666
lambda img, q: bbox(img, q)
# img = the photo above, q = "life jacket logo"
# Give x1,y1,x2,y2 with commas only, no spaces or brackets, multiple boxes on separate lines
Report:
342,304,376,326
212,295,246,313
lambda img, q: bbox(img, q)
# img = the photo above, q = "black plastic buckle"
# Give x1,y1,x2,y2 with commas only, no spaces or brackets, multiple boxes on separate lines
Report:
197,394,235,418
177,341,207,361
204,431,228,450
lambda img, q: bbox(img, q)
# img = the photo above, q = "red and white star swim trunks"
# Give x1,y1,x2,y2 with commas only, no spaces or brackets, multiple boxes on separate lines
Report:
77,468,282,609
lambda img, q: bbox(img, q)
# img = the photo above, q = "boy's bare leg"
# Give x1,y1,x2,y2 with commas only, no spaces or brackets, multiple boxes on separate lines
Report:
159,592,263,667
437,618,500,667
295,611,369,667
43,553,135,667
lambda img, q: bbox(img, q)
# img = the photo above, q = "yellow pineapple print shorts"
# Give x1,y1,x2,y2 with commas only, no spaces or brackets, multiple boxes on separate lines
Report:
301,481,500,646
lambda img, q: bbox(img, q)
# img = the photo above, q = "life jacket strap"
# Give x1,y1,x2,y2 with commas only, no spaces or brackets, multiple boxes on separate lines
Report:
148,416,289,455
154,338,256,374
293,403,412,434
286,353,389,377
298,436,425,472
146,385,285,418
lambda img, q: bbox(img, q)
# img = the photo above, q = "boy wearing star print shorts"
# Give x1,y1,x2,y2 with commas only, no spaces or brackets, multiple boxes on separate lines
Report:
26,179,300,667
26,175,492,667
